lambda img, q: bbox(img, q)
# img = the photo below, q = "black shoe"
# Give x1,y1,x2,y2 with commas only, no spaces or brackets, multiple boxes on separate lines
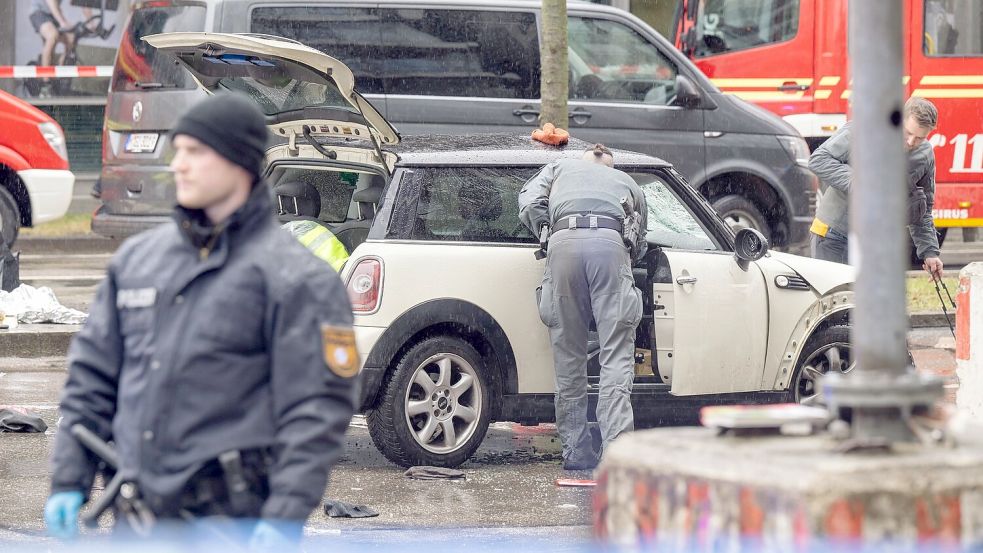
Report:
563,458,598,471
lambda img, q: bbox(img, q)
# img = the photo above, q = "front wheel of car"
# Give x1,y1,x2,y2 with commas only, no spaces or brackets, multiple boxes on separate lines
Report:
367,336,492,468
790,325,854,406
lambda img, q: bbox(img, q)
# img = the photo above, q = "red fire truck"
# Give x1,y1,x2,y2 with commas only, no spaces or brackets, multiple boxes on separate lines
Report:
671,0,983,240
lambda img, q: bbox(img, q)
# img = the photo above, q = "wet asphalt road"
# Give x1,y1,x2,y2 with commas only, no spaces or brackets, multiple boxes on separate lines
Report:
0,366,593,551
1,239,972,550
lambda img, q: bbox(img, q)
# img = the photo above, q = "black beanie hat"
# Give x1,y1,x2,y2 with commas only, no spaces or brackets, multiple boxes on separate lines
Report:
171,93,269,182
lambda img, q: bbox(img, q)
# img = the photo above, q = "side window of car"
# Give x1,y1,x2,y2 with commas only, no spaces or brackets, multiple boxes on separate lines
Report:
630,171,718,251
379,9,541,99
406,167,539,243
250,6,386,94
568,17,678,105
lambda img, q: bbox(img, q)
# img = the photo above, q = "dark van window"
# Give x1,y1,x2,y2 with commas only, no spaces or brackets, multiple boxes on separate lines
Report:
380,10,540,99
568,17,678,104
250,7,386,94
396,167,538,243
111,4,206,92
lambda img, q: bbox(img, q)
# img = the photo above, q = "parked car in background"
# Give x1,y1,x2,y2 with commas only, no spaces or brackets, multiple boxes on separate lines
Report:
96,0,816,249
148,32,855,468
0,90,74,247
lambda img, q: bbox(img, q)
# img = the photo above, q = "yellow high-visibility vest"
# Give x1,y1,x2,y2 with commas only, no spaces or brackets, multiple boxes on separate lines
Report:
282,220,349,272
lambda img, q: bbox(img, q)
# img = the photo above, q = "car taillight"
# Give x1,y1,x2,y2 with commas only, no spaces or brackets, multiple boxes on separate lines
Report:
347,258,382,313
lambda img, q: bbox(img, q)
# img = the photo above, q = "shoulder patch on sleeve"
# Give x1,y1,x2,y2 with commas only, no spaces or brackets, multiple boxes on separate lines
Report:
322,324,359,378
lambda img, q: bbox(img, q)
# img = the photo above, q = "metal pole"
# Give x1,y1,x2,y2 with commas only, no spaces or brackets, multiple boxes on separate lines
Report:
822,0,942,444
851,0,907,377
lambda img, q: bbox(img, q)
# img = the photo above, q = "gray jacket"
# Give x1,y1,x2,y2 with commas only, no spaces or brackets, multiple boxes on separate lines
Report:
518,158,648,261
809,122,940,259
50,184,356,521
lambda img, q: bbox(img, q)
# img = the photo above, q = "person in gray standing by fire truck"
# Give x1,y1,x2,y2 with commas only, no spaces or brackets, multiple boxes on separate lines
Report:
809,96,944,280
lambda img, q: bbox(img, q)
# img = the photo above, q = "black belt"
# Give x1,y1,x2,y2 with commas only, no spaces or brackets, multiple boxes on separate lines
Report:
551,215,622,234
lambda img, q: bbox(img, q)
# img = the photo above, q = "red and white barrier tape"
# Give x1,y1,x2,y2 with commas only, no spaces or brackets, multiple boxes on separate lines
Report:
0,65,113,78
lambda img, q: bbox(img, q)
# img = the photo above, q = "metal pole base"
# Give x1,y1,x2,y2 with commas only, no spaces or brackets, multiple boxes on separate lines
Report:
822,370,944,445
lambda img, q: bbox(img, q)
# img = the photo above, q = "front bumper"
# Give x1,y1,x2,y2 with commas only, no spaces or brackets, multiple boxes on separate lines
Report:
91,206,171,239
18,169,75,224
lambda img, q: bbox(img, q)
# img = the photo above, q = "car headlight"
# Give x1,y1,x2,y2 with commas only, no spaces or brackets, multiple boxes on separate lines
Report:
38,122,68,161
778,135,810,167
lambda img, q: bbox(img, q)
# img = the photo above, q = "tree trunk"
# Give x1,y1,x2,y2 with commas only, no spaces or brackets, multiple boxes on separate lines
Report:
539,0,569,129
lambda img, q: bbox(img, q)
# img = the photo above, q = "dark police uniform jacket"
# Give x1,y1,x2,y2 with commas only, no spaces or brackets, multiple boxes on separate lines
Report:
50,183,356,521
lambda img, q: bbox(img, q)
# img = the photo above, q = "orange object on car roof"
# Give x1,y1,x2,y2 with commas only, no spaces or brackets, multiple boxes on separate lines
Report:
532,123,570,146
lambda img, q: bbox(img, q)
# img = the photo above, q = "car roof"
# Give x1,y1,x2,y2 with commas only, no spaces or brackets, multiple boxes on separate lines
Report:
386,134,672,168
178,0,603,10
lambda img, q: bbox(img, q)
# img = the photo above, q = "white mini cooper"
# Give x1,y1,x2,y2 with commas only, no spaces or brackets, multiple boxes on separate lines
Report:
148,33,855,468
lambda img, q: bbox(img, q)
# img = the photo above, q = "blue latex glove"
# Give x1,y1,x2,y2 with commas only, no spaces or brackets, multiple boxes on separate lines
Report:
248,520,301,550
44,491,84,540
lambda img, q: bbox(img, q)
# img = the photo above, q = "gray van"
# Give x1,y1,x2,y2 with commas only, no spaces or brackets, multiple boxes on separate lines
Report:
95,0,816,248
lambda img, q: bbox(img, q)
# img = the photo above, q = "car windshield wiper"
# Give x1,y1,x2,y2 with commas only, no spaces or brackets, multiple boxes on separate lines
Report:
134,82,179,89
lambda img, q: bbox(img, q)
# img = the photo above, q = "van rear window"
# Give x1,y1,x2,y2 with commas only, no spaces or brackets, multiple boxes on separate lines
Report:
111,3,206,92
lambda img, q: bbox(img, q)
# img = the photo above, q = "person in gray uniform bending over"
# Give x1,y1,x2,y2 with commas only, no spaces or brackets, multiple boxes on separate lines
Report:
518,143,648,470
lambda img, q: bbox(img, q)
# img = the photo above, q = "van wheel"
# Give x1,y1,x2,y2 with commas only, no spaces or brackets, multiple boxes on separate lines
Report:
367,336,491,468
790,325,853,406
0,187,21,248
712,194,771,243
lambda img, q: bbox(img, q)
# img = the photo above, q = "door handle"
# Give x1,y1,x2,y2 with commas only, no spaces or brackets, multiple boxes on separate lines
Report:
777,82,810,92
569,110,592,119
512,108,541,117
675,276,698,285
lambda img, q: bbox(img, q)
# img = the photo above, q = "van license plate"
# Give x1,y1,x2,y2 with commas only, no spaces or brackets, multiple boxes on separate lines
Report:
125,133,159,153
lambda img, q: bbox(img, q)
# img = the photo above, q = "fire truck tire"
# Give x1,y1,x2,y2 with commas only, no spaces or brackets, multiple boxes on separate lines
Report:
0,187,20,248
712,194,772,243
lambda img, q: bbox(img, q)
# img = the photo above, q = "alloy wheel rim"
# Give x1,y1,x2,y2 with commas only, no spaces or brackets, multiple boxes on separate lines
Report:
404,353,482,454
723,210,757,233
795,341,854,406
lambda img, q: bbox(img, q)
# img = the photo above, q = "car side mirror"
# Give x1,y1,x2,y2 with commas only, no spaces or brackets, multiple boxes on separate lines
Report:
671,75,702,109
734,228,768,271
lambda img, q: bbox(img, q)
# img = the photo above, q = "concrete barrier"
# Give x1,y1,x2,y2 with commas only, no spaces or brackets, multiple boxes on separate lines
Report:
956,262,983,419
593,427,983,549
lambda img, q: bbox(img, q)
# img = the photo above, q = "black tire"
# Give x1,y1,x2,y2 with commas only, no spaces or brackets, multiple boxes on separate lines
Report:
0,187,21,248
789,325,852,405
367,336,492,468
23,61,41,97
712,194,772,243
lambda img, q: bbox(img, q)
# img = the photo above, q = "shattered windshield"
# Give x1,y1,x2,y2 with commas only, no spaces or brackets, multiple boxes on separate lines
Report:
630,172,717,250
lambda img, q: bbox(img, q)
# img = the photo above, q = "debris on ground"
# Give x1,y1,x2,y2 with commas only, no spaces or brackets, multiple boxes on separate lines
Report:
0,406,48,433
0,283,87,325
323,499,379,518
403,466,466,481
555,478,596,488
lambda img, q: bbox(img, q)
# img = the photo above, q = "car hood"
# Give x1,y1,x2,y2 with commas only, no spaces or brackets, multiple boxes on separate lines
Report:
143,32,399,148
768,251,855,295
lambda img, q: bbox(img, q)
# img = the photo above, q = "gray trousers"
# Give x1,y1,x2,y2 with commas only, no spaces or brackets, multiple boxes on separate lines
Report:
537,228,643,465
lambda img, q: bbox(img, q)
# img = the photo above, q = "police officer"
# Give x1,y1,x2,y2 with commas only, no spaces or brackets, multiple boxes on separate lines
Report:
44,93,357,547
519,144,647,470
